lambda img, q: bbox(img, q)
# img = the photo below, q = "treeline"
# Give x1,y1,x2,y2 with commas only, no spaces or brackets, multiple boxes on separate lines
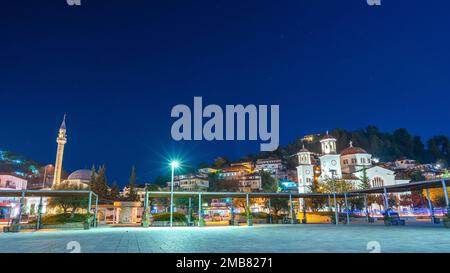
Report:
188,126,450,171
88,165,138,201
152,126,449,186
278,126,449,170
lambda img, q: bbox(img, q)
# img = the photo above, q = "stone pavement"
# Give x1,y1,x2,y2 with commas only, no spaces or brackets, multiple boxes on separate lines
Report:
0,224,449,253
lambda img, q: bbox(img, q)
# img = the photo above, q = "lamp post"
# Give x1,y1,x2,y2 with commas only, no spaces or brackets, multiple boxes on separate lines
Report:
42,164,52,188
169,161,179,227
331,170,338,225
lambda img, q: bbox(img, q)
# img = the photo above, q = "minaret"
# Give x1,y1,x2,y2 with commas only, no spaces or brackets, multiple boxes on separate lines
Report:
52,115,67,187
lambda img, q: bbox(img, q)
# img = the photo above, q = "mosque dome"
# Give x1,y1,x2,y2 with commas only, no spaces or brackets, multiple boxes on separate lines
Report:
67,169,94,181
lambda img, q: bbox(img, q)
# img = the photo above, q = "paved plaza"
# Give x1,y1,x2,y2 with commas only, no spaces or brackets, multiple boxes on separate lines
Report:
1,224,449,253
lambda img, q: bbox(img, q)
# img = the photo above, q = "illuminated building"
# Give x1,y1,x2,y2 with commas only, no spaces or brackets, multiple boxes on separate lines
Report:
165,173,209,191
318,132,342,180
296,145,314,194
61,169,93,189
255,158,285,175
217,164,262,192
340,141,372,174
297,132,410,192
52,115,67,187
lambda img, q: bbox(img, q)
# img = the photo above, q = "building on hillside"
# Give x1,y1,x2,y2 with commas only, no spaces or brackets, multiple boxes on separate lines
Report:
394,159,417,170
239,173,262,192
198,168,218,174
301,134,319,143
255,158,285,175
121,184,148,202
177,174,209,191
217,164,262,192
0,173,49,223
0,173,28,190
165,173,209,191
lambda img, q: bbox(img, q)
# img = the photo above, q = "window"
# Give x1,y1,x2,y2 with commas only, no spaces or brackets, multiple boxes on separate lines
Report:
343,159,348,165
371,177,384,188
351,158,357,164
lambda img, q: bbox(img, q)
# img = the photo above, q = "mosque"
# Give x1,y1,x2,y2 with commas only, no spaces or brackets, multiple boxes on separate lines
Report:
52,116,93,189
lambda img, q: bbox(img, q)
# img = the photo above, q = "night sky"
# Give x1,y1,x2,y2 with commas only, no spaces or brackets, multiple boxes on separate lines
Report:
1,0,449,186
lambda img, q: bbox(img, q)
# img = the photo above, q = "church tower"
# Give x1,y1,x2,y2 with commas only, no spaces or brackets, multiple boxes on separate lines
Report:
318,131,342,180
296,145,314,194
52,115,67,187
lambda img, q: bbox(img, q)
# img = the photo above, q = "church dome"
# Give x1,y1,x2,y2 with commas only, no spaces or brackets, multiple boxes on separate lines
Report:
320,131,336,141
299,144,310,153
341,141,368,156
68,169,94,181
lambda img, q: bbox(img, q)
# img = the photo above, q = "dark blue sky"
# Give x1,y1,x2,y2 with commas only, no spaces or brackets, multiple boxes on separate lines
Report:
1,0,449,186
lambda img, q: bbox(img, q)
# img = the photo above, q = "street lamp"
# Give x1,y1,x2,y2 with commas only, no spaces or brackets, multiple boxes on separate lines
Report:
330,170,338,225
170,161,180,227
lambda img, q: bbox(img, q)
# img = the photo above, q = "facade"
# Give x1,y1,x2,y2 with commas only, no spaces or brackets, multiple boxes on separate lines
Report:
296,146,314,194
394,159,417,170
318,132,342,180
218,164,262,192
238,173,262,192
340,141,372,174
178,174,209,191
0,173,28,190
255,158,284,175
297,132,410,195
165,173,209,191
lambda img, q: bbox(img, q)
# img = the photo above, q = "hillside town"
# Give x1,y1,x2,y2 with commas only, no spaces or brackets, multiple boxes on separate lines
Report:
1,117,449,227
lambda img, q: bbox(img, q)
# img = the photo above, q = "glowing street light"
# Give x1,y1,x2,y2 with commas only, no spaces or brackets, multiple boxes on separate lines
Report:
170,160,180,227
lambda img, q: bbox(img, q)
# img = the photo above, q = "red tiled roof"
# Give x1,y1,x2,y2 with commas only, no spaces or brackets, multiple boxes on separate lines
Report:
341,146,368,156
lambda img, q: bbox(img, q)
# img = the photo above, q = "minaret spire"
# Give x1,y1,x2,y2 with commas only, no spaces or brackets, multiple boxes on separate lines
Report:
52,115,68,187
60,113,67,130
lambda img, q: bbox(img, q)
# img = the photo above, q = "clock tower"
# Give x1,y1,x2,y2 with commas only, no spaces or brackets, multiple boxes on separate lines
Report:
319,132,342,180
296,145,314,194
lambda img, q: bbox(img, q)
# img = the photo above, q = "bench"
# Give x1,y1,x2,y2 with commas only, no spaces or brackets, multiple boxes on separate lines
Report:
384,211,405,226
2,218,20,232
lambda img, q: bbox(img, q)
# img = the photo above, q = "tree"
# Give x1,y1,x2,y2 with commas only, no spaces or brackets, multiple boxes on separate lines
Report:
358,167,370,189
305,182,326,212
128,166,138,201
154,174,170,187
410,171,425,182
319,178,356,212
89,165,96,193
95,165,109,199
212,157,229,168
110,180,120,200
260,171,277,192
48,183,88,218
268,198,289,220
